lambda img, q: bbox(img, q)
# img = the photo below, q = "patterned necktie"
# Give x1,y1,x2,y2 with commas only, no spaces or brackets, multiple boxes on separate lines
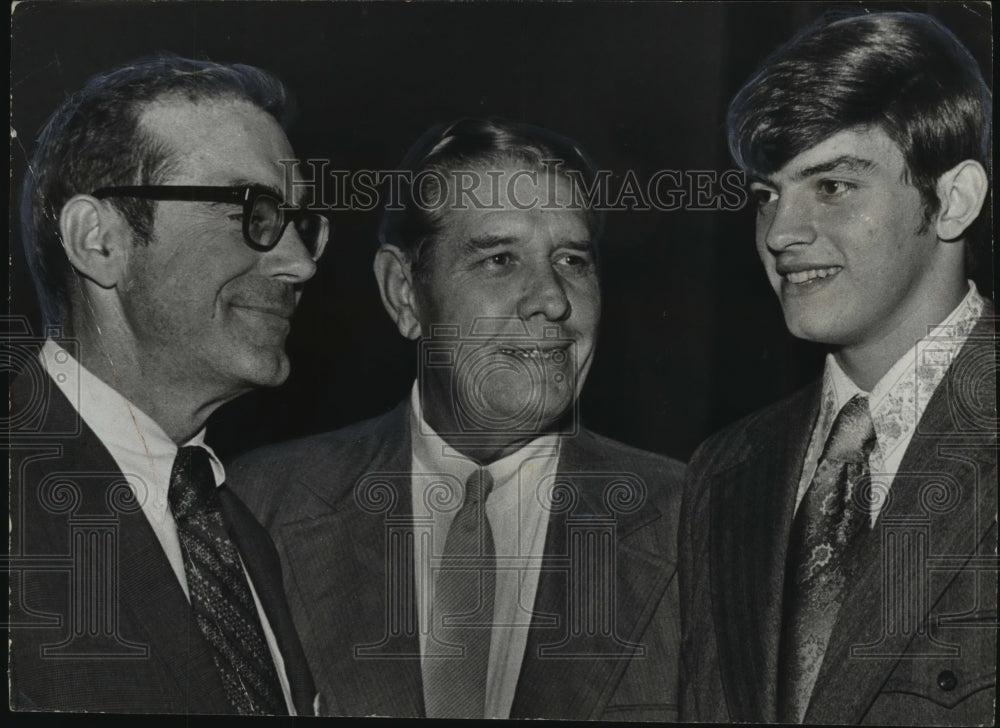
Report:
168,446,286,715
424,467,496,718
779,394,876,723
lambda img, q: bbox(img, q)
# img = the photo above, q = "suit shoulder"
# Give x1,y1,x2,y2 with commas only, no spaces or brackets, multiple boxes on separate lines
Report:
228,404,406,522
689,382,819,476
582,429,685,480
578,429,685,522
232,405,402,472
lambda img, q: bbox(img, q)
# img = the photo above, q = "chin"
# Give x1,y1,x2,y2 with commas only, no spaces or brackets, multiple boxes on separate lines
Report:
237,349,292,389
494,398,574,436
782,308,832,344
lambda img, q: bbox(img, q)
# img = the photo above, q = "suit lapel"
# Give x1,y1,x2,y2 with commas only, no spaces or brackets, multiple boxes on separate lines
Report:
709,383,820,723
510,433,671,719
806,318,998,723
222,490,316,715
279,403,425,717
114,501,229,708
41,381,229,710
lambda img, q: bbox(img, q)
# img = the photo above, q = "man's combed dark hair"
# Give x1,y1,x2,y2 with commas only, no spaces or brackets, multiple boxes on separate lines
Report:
21,53,294,327
727,11,991,233
379,117,605,276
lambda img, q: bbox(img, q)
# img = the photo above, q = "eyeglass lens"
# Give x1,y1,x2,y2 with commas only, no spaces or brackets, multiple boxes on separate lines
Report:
249,195,328,260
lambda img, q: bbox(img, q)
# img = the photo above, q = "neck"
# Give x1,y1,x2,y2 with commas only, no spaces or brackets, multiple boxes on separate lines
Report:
421,393,563,465
68,313,235,444
834,276,967,392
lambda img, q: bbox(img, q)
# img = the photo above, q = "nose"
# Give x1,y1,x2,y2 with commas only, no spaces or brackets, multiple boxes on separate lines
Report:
260,224,317,283
516,263,571,322
759,192,817,253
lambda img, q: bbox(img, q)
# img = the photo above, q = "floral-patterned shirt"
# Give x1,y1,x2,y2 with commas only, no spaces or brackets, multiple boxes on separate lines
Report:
796,281,987,525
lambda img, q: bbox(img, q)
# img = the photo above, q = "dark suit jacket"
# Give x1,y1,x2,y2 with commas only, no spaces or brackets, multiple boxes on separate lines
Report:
8,373,316,714
229,400,684,719
679,315,997,725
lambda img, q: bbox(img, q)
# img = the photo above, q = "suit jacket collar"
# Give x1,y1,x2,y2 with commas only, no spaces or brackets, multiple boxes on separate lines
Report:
277,401,426,717
221,489,317,715
805,312,998,723
510,430,669,719
26,375,316,714
19,375,231,710
286,400,412,511
708,311,997,724
708,381,822,723
279,402,670,718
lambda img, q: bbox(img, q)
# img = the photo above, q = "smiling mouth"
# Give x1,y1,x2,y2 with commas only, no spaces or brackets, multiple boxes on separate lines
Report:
782,266,842,285
497,345,569,361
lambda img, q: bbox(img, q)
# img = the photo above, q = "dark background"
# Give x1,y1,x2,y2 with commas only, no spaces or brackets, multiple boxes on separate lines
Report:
10,0,993,465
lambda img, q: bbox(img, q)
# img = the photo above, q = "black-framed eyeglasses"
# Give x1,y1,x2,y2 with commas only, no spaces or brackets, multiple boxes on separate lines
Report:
92,185,329,261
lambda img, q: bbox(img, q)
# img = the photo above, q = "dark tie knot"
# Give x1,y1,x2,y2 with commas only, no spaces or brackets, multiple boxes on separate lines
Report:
822,394,877,464
465,468,494,504
168,445,219,521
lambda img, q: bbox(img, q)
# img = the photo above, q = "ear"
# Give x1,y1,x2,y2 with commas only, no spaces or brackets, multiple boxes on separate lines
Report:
373,245,423,340
934,160,989,242
59,194,131,288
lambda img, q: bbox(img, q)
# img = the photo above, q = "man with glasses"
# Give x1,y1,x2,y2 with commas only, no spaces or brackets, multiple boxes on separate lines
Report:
10,54,325,714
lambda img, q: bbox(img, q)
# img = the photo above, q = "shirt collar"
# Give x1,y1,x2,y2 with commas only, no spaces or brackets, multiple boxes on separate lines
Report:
818,281,986,461
40,339,226,509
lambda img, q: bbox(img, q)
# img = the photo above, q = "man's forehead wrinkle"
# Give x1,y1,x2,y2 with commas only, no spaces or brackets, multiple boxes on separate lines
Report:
458,225,589,254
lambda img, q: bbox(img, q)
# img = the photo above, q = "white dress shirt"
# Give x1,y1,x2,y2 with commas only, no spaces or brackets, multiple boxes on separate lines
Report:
40,339,296,714
409,383,560,718
796,281,987,525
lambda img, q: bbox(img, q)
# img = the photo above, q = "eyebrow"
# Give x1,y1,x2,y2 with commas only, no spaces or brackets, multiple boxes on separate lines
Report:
750,155,879,187
792,155,877,181
229,177,285,200
461,234,593,254
557,239,594,252
461,234,516,254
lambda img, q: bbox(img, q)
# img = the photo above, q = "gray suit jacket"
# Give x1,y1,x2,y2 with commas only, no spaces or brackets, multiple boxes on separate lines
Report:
230,400,684,719
679,314,997,725
8,373,316,714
